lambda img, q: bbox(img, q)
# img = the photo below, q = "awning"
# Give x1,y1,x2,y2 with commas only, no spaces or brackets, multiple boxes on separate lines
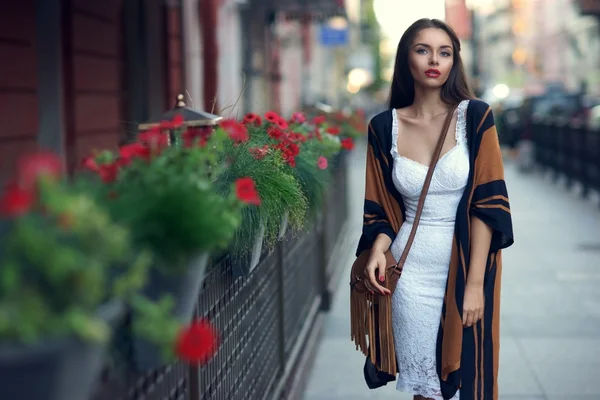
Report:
274,0,346,20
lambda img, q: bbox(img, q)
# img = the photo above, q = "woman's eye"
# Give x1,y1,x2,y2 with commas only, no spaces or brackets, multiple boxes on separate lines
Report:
416,49,427,54
441,51,452,57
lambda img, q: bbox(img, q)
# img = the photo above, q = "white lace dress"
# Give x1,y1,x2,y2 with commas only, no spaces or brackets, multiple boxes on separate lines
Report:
389,100,470,400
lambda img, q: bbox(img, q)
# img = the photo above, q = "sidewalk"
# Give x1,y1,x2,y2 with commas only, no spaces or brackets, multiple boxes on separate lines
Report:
303,143,600,400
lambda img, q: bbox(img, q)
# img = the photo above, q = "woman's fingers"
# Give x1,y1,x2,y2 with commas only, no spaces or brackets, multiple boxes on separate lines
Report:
366,261,390,295
463,309,484,327
463,311,472,327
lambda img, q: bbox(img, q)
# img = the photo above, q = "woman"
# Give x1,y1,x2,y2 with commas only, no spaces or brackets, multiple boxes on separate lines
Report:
349,19,514,400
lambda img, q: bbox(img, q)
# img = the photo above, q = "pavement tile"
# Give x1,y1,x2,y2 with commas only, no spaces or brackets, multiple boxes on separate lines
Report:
498,337,545,397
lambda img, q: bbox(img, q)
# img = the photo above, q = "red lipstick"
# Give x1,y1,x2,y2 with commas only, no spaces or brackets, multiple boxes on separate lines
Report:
425,69,441,78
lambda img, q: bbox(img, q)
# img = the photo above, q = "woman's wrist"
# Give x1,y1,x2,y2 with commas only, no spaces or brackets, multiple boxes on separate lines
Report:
372,234,391,254
466,276,484,288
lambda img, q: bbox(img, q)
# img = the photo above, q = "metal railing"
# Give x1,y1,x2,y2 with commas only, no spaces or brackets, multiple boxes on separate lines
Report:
93,152,350,400
532,118,600,199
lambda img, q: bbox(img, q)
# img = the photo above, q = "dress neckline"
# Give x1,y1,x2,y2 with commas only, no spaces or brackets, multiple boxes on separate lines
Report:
391,100,469,169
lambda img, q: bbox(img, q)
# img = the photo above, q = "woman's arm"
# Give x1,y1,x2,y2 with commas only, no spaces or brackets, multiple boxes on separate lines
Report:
372,233,393,254
467,217,493,287
462,202,494,328
463,103,513,327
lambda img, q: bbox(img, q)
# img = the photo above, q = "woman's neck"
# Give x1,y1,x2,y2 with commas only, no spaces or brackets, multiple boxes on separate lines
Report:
408,85,448,120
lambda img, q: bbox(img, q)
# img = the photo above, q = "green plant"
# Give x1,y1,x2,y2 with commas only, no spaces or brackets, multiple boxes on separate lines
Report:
78,119,259,362
214,117,308,252
0,152,150,345
82,120,247,271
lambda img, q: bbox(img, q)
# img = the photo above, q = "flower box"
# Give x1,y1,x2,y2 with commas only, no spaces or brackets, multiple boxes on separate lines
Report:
249,221,266,274
129,253,210,371
0,301,124,400
278,210,289,240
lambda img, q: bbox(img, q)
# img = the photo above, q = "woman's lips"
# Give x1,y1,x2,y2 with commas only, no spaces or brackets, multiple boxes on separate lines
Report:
425,69,441,78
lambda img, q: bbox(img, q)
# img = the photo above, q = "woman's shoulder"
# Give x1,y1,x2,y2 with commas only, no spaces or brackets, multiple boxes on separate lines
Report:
467,98,493,117
368,109,393,126
367,109,394,136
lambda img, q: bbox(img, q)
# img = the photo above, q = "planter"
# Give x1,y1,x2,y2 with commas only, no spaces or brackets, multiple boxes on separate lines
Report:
249,221,265,274
278,210,289,240
0,301,124,400
130,252,210,371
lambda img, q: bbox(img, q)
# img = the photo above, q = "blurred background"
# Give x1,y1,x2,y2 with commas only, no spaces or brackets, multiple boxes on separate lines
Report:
2,0,600,178
2,0,600,399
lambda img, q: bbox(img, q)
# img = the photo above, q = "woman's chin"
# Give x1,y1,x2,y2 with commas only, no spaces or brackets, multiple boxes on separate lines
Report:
416,80,446,90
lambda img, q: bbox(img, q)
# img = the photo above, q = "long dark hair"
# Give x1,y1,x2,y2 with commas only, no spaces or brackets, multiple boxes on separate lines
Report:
388,18,474,109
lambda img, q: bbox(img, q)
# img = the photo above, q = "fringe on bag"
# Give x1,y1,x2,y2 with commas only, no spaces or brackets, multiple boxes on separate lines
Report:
350,290,398,375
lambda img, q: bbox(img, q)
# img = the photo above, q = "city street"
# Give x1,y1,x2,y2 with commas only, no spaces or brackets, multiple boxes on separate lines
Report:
304,141,600,400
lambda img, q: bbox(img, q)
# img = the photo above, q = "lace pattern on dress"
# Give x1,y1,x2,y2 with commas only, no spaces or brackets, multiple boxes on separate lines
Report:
387,100,468,400
391,100,469,164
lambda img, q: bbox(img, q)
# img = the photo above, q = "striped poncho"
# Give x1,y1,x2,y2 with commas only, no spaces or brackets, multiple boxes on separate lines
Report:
350,99,514,399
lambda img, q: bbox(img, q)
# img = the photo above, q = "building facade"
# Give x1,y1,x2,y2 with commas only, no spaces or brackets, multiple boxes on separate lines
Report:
0,0,348,183
470,0,600,96
0,0,185,181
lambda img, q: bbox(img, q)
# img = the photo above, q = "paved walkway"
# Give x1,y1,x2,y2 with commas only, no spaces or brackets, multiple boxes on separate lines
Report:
304,141,600,400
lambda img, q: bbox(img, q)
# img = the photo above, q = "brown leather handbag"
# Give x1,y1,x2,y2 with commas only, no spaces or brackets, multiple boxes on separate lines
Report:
351,106,457,294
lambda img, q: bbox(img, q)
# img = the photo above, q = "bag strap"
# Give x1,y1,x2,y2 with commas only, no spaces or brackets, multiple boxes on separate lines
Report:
393,105,457,272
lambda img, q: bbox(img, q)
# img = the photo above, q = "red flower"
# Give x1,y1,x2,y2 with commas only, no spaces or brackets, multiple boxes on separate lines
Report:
221,119,249,143
286,142,300,157
276,118,289,130
119,143,152,163
98,163,119,183
249,145,269,160
0,185,35,217
290,112,306,124
175,319,219,365
264,111,280,123
314,128,323,142
288,133,307,143
267,127,285,141
313,115,326,125
243,113,262,126
182,127,212,147
81,156,99,173
159,120,173,130
139,129,170,151
317,156,328,170
235,177,261,205
276,141,299,168
341,137,355,151
326,126,341,135
282,153,296,167
172,113,184,128
17,151,62,189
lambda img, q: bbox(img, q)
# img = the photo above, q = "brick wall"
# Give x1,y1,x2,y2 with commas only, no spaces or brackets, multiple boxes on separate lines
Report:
0,0,39,181
62,0,125,171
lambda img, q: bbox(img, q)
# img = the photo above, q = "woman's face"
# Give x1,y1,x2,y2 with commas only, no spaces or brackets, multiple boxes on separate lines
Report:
408,28,454,90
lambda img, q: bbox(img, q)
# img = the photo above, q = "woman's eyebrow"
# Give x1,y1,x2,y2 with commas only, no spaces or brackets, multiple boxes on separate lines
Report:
414,43,452,50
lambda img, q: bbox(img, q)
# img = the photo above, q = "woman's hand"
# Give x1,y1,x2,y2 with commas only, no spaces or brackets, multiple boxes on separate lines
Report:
462,283,484,327
365,250,391,296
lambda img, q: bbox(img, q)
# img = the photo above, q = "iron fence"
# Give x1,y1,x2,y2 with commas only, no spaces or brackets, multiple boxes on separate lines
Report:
532,118,600,198
93,152,350,400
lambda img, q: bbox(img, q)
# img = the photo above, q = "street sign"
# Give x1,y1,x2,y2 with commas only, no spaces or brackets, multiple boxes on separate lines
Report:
319,26,348,47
